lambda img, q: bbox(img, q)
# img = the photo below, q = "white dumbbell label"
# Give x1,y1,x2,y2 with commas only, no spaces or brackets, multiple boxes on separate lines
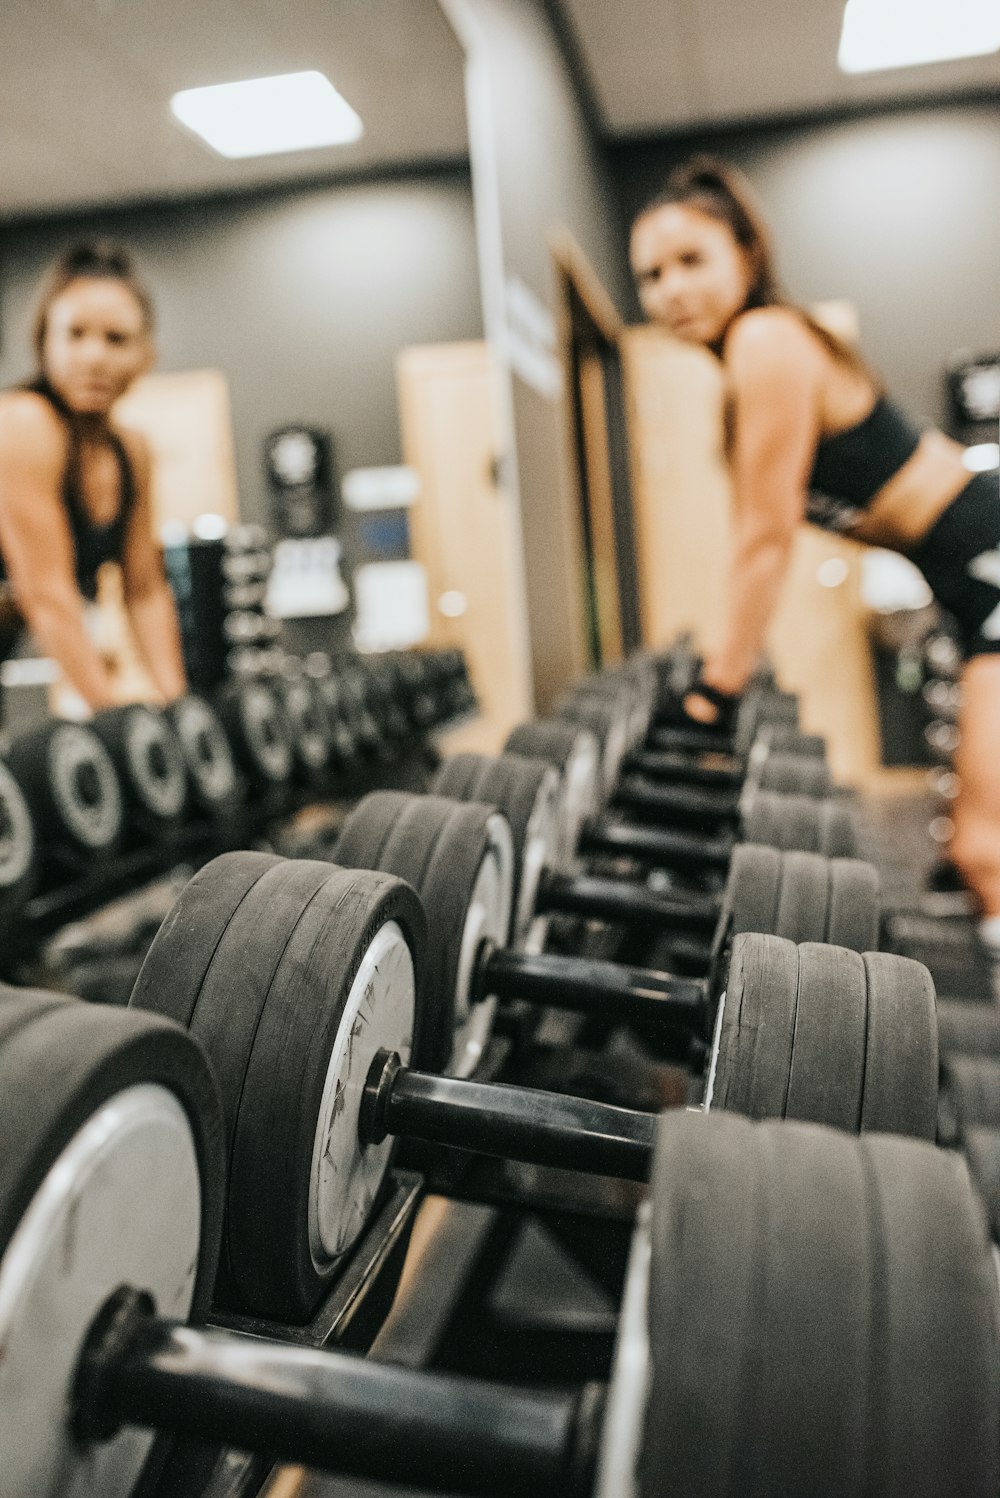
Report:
0,1084,201,1498
309,921,415,1268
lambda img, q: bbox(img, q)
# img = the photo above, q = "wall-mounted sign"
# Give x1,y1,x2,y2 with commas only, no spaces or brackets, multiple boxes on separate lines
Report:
947,352,1000,433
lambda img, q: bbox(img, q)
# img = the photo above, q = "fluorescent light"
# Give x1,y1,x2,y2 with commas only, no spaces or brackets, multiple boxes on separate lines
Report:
171,71,363,159
839,0,1000,72
964,442,1000,472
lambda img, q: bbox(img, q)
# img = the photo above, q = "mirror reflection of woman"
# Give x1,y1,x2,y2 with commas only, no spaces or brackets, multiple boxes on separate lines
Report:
0,244,186,710
630,158,1000,943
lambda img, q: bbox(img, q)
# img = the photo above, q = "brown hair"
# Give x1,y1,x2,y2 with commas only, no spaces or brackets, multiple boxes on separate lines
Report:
637,156,875,378
32,242,155,364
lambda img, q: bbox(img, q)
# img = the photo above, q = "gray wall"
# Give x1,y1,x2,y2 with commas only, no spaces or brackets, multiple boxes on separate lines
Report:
451,0,636,707
609,99,1000,430
0,167,482,527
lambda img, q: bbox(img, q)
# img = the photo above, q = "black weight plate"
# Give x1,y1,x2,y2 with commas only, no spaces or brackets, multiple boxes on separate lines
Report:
216,678,295,786
278,678,332,776
226,864,426,1319
751,791,825,852
943,1055,1000,1132
8,719,123,854
336,791,512,1072
504,720,585,774
817,798,858,858
0,759,35,902
860,952,938,1140
757,752,831,798
131,851,282,1028
725,843,783,939
963,1126,1000,1241
165,694,240,810
713,932,798,1118
864,1134,1000,1496
772,851,831,944
937,1001,1000,1057
784,943,867,1131
91,704,188,822
430,753,557,939
641,1110,871,1498
826,859,880,952
757,724,826,758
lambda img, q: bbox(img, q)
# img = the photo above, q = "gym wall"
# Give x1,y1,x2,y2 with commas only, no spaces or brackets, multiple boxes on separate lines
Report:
0,166,483,529
608,97,1000,431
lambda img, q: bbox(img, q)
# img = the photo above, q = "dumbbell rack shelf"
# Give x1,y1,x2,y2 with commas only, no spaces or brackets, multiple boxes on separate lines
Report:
153,1172,423,1498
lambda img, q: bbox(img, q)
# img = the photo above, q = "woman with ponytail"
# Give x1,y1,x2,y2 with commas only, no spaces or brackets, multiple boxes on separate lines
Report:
630,157,1000,937
0,244,186,709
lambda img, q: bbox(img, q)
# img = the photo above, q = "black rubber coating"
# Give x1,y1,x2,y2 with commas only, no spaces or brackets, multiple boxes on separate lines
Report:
817,799,858,858
641,1110,1000,1498
215,679,295,787
91,704,188,823
943,1055,1000,1132
825,859,880,951
132,852,282,1028
772,851,831,944
336,792,512,1072
859,951,938,1140
7,719,123,855
430,753,555,931
742,791,823,852
725,844,783,939
757,752,831,798
504,720,592,777
713,933,800,1121
165,694,240,811
963,1126,1000,1241
937,1001,1000,1058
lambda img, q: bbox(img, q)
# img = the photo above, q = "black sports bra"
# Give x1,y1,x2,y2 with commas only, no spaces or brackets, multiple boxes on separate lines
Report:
806,394,922,532
0,377,136,602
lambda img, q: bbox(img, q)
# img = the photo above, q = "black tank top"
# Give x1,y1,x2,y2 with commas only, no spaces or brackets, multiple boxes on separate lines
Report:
0,376,136,602
806,394,921,532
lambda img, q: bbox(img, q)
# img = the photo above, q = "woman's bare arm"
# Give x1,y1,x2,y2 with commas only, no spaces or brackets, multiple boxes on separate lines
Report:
696,309,823,702
119,431,187,702
0,394,121,708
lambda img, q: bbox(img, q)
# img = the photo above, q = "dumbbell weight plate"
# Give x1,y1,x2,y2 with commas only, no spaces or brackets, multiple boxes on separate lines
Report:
753,751,831,798
553,695,630,800
941,1055,1000,1132
742,789,857,857
636,1110,999,1498
719,844,880,953
936,1001,1000,1058
8,720,124,854
165,694,239,811
132,853,426,1320
0,760,35,900
91,706,188,823
216,679,295,787
278,678,332,776
431,754,561,949
706,934,937,1138
335,793,514,1077
0,995,224,1498
503,721,601,871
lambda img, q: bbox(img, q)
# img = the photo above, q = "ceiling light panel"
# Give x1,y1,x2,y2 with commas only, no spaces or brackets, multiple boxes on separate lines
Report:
839,0,1000,73
170,70,363,158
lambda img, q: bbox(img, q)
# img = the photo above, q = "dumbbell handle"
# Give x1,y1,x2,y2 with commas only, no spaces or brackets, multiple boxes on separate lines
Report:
477,944,709,1043
613,775,740,826
75,1288,601,1498
536,867,721,933
361,1050,655,1181
625,748,742,789
579,815,734,872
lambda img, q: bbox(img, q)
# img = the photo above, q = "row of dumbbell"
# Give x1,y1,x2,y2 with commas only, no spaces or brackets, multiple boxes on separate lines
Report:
0,647,477,911
1,693,994,1494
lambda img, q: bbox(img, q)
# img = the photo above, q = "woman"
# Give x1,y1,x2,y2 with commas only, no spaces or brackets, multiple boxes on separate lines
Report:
0,243,186,710
629,158,1000,938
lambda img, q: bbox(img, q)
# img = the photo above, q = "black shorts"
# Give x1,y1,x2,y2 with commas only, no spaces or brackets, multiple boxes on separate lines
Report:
911,469,1000,658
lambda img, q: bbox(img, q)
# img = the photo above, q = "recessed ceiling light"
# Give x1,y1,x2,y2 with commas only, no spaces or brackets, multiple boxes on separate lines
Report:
839,0,1000,72
170,71,363,159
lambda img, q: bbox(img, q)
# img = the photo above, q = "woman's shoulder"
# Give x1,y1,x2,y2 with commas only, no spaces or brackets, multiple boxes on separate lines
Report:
723,306,822,366
0,389,68,462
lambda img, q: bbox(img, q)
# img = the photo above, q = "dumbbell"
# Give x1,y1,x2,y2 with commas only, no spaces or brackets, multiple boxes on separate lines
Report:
214,676,296,794
331,792,935,1128
272,669,334,783
89,705,189,837
163,693,241,816
4,989,993,1498
6,717,124,869
502,720,855,883
430,755,875,967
